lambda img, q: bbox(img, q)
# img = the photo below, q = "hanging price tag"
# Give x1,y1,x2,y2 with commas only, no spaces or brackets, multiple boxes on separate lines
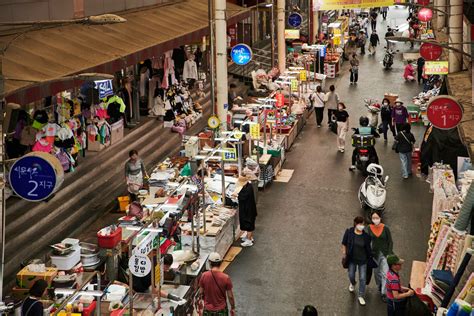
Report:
250,123,261,140
291,79,299,92
222,148,237,161
129,254,152,277
299,70,307,81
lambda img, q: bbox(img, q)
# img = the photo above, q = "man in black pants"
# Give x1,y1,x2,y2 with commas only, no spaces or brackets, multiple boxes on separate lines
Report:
370,10,378,31
417,56,425,84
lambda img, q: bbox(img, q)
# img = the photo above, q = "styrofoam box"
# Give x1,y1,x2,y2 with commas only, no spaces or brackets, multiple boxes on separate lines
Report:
62,238,80,251
51,249,80,271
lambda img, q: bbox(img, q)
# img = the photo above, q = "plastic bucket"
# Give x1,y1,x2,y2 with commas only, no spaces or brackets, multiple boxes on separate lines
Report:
118,196,130,212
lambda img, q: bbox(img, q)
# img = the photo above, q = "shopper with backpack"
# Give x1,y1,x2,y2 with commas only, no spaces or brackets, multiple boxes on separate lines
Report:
395,123,416,179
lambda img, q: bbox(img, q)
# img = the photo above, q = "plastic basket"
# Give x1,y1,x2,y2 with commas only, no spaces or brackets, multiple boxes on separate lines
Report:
117,196,130,212
97,227,122,249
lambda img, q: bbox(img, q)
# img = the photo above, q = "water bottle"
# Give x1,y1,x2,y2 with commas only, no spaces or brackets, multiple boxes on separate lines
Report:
447,301,460,316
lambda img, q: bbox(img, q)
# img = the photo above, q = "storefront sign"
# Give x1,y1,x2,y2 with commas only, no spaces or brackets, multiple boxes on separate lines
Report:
418,8,433,22
10,154,60,202
299,70,307,82
288,13,303,28
320,0,393,10
420,42,443,61
94,80,114,99
134,232,158,256
291,79,299,92
230,44,252,66
427,96,463,130
250,123,261,140
129,254,152,277
222,148,237,161
285,29,300,39
233,130,243,140
425,61,449,74
275,93,285,108
208,116,220,129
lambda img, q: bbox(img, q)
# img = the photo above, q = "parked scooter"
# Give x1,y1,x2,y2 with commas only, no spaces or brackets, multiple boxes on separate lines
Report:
358,163,389,212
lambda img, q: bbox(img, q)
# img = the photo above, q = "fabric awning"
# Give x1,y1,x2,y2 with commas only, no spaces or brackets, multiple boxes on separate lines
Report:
2,0,249,104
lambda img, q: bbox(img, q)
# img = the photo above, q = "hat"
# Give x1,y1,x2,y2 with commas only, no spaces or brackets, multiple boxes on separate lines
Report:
387,254,405,266
394,99,404,105
209,252,222,263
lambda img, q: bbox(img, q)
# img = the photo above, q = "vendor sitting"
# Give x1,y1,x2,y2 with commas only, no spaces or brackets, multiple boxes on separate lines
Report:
22,279,48,316
163,253,179,283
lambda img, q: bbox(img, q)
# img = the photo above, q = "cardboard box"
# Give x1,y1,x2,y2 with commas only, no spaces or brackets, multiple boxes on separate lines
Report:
88,139,109,152
11,287,29,300
16,267,58,289
110,120,124,145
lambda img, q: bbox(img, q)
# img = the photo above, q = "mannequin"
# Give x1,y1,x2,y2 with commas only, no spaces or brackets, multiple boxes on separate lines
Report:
183,54,198,89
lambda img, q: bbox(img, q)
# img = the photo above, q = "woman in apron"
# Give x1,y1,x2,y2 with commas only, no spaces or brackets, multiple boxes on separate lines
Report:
125,150,147,201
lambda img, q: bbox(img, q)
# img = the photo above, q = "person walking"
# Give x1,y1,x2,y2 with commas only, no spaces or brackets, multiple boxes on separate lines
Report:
358,31,367,55
417,56,425,84
310,85,326,127
325,85,340,125
125,149,147,201
380,98,396,142
367,211,393,302
335,103,349,153
342,216,373,306
350,54,359,84
381,7,389,20
199,252,236,316
391,99,409,134
386,254,415,316
370,10,378,31
385,28,395,49
368,30,380,55
395,124,416,179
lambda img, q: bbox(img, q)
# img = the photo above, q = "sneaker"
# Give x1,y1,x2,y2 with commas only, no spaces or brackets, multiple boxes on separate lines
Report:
349,165,356,171
241,239,254,247
317,125,321,128
403,176,409,179
350,82,354,85
340,149,345,153
349,284,355,292
240,232,247,241
358,297,366,306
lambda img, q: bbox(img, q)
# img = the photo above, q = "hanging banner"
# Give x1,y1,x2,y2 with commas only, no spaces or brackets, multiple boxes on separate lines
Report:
94,80,114,99
129,254,152,277
291,79,299,92
250,123,261,140
222,148,237,161
250,123,260,139
288,13,303,28
425,61,449,75
319,0,394,10
299,70,307,82
230,44,253,66
427,96,463,130
275,93,285,108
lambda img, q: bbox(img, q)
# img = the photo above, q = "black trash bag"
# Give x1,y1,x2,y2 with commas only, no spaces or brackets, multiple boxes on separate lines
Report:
405,294,431,316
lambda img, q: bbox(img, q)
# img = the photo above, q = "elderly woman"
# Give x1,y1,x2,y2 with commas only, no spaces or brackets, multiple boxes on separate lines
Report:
125,149,147,201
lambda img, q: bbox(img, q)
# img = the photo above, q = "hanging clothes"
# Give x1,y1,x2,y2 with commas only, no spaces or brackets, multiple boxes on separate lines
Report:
183,58,198,81
162,50,177,89
238,182,258,232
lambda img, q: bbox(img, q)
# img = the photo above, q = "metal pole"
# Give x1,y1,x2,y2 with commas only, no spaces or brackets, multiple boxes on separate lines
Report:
237,142,242,176
308,0,312,43
200,160,206,234
208,0,216,116
215,0,229,130
97,271,101,316
128,240,134,314
271,2,276,67
0,54,5,302
220,159,226,202
277,0,286,73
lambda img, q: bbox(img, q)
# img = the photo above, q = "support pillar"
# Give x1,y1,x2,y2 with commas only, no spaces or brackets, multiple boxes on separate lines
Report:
277,0,286,73
312,6,319,43
448,0,463,73
215,0,228,129
436,0,446,31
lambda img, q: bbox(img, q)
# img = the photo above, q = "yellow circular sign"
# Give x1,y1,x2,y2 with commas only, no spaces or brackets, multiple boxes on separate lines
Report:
233,130,243,140
208,116,220,129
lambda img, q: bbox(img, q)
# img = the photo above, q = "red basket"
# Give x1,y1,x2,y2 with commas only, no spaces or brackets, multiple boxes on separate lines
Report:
82,301,96,316
97,227,122,249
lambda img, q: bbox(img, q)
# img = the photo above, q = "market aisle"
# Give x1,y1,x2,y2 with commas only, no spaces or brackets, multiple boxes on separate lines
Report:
226,7,433,316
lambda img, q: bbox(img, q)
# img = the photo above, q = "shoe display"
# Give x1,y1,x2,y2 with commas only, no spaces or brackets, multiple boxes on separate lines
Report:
358,297,366,306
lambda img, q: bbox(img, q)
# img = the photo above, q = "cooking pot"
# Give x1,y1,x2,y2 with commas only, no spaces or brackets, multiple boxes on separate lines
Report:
79,242,100,267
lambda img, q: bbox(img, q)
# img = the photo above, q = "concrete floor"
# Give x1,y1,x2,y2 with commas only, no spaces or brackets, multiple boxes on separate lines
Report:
226,7,434,316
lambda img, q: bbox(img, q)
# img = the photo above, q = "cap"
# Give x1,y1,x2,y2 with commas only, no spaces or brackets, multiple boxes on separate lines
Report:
208,252,222,263
387,254,405,266
394,99,404,105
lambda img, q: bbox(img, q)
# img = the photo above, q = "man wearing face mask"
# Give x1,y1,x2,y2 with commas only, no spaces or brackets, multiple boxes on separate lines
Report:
342,216,373,306
367,211,393,302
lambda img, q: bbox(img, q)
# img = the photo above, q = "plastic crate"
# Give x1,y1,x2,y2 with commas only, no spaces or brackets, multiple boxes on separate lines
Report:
82,301,96,316
97,227,122,249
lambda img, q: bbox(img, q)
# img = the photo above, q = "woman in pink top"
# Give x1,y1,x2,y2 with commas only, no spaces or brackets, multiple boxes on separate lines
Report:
403,62,416,81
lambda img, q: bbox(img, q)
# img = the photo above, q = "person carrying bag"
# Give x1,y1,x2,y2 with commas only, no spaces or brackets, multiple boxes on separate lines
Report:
395,124,416,179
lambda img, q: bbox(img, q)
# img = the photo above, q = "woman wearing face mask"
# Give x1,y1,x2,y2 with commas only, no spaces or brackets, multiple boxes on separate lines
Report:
335,102,349,153
367,211,393,302
380,98,396,142
341,216,373,306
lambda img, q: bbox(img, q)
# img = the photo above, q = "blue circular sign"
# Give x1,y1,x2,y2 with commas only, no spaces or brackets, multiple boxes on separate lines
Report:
288,13,303,28
231,44,252,66
10,155,58,201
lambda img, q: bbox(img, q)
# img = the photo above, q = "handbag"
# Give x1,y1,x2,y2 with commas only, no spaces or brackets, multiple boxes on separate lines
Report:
367,257,378,269
392,140,399,153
